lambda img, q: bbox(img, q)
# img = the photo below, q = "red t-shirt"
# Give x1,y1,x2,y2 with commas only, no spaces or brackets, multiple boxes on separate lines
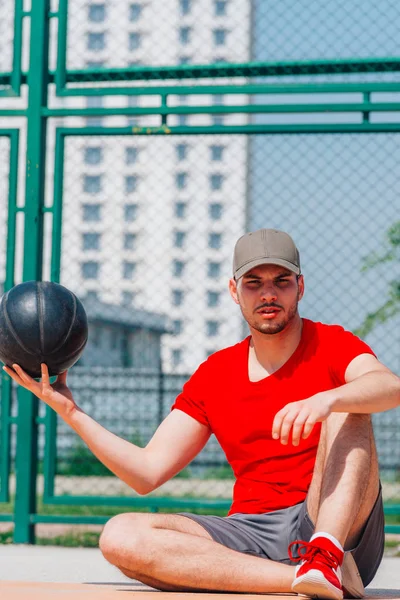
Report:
171,319,375,515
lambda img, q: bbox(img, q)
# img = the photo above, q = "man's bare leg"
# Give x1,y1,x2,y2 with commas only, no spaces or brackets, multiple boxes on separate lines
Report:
100,414,379,593
306,413,380,549
100,512,295,592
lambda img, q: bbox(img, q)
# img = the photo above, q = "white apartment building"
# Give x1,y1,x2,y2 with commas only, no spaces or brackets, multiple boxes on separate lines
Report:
1,0,252,373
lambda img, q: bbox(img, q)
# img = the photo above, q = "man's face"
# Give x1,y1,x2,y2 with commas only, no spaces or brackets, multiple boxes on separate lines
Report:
229,264,304,335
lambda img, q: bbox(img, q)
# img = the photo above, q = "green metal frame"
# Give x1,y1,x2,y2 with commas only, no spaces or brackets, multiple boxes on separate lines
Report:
0,0,24,97
0,0,400,541
11,0,51,545
35,126,399,534
0,130,19,504
53,0,400,99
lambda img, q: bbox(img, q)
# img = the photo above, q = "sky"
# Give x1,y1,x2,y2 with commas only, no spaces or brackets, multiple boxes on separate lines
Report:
249,0,400,372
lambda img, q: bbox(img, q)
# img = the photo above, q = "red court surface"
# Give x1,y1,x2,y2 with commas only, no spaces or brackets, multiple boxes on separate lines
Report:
1,582,400,600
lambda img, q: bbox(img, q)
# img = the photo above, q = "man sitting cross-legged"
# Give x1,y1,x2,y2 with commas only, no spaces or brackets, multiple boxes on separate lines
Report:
5,229,400,599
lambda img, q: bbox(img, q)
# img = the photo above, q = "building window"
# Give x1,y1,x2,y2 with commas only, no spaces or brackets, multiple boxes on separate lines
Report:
87,96,103,108
179,26,191,45
176,144,188,161
175,202,187,218
128,95,139,106
172,260,185,277
82,232,101,251
82,261,99,279
86,96,103,127
124,233,137,250
129,3,142,21
123,261,136,279
129,32,141,51
206,320,219,337
125,175,138,193
172,349,182,366
210,174,223,190
87,32,106,51
178,56,192,65
214,0,227,16
83,175,102,194
213,28,227,46
207,261,220,278
210,145,224,161
88,4,106,22
174,231,186,248
124,204,138,222
122,291,134,306
172,289,184,306
209,203,223,220
125,147,138,164
207,291,220,307
212,115,224,126
172,320,183,335
109,330,119,350
84,147,103,165
177,114,188,126
209,232,222,249
176,172,188,189
85,290,99,302
212,95,225,123
127,96,139,126
86,61,104,69
82,204,101,222
180,0,191,15
213,94,224,106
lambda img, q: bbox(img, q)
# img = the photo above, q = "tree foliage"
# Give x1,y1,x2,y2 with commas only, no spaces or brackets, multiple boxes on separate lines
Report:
354,221,400,338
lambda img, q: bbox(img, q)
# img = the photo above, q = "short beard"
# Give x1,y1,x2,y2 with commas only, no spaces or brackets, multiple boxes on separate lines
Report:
241,295,299,335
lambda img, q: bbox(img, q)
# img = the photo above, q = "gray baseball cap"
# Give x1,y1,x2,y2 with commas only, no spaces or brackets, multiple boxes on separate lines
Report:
233,229,301,279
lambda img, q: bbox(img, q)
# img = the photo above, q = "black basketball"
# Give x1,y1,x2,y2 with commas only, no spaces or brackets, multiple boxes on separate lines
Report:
0,281,88,378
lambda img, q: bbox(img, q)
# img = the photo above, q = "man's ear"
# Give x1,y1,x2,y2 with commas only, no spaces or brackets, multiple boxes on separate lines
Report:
297,274,305,301
229,278,240,305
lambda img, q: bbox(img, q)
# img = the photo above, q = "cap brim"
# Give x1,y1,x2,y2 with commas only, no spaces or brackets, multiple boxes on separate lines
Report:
234,257,300,279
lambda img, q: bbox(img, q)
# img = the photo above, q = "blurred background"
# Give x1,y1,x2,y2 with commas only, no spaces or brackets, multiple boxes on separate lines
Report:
0,0,399,545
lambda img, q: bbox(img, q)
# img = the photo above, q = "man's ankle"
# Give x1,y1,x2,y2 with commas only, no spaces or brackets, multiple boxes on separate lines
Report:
310,532,344,555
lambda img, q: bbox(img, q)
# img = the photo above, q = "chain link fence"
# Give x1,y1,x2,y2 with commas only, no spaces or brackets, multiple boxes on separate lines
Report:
0,136,12,501
43,131,400,504
0,0,399,518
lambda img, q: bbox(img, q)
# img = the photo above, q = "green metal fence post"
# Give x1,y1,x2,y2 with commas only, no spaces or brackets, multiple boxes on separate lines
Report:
0,130,20,504
13,0,51,544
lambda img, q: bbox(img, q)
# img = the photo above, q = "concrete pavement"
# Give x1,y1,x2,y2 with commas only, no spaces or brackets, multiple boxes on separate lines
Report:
0,545,399,591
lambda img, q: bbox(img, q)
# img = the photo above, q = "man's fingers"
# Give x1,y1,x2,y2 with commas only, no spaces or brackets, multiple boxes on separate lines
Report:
12,363,34,385
3,365,25,386
279,414,296,445
291,417,307,446
272,408,288,440
302,419,316,439
41,363,50,385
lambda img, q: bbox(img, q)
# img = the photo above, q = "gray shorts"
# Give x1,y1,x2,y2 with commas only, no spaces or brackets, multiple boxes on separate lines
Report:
179,485,384,587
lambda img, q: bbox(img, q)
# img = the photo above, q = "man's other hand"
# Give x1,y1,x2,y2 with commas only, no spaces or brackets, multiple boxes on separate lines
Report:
272,393,334,446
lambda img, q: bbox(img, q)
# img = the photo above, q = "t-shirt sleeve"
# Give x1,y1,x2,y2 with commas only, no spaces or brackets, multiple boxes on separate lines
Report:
171,361,211,430
328,325,376,385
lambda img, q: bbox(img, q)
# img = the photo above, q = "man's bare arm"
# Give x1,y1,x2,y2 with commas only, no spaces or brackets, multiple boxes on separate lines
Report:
67,408,211,494
3,363,211,495
329,353,400,413
272,354,400,446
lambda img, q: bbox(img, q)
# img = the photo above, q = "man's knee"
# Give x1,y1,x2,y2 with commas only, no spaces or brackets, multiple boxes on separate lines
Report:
99,513,153,569
322,412,372,441
326,411,371,427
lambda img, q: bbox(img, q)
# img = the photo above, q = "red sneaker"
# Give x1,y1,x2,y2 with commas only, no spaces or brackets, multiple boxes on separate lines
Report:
289,536,344,600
